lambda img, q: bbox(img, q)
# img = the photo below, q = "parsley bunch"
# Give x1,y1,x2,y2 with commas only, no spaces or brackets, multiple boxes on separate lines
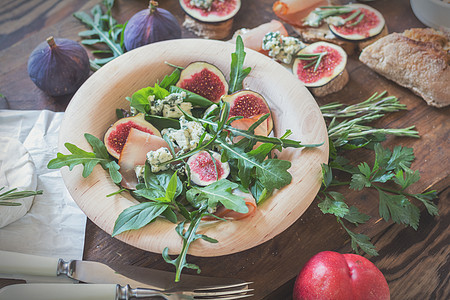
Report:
318,92,438,256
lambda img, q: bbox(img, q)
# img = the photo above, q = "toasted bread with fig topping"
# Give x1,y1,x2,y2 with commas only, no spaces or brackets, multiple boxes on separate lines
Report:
359,28,450,108
293,24,389,55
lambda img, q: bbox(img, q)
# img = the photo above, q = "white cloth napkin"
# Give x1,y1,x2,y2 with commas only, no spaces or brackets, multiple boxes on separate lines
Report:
0,110,86,261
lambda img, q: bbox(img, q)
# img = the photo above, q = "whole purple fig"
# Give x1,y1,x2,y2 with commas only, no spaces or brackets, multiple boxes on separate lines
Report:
124,1,181,51
27,36,90,97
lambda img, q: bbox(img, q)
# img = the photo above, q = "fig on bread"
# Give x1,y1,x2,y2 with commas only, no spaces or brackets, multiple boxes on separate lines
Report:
275,2,388,54
180,0,241,39
293,41,348,97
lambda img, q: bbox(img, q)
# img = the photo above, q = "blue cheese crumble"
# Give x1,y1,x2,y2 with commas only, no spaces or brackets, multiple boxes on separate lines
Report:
262,32,306,64
190,0,223,10
146,147,173,173
148,92,193,118
162,116,210,155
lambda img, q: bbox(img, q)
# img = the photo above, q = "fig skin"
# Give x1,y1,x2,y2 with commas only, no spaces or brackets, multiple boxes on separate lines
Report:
27,36,90,97
124,1,181,51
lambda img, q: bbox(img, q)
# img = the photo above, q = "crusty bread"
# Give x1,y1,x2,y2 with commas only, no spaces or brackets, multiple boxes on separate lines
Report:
359,28,450,108
310,69,349,97
183,14,233,39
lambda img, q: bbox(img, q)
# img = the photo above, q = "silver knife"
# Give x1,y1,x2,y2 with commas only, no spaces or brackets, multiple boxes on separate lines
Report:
0,250,245,292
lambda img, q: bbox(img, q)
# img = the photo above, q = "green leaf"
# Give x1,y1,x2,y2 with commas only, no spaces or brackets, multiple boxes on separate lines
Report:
159,68,181,89
134,170,182,201
218,140,292,192
187,179,248,213
169,86,214,108
339,219,378,256
145,115,180,131
344,206,371,225
318,192,349,217
112,202,168,236
413,191,439,216
321,164,333,188
228,35,251,93
387,145,415,171
47,135,122,184
357,162,372,178
349,173,371,191
130,84,170,114
393,167,421,190
163,204,216,282
85,133,109,158
378,189,420,229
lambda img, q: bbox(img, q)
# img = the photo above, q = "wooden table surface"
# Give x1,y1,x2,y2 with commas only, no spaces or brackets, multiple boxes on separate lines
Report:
1,0,449,299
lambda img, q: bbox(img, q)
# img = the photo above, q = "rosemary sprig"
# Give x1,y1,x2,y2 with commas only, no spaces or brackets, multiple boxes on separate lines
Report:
297,52,328,72
0,187,43,206
321,92,419,147
320,91,407,118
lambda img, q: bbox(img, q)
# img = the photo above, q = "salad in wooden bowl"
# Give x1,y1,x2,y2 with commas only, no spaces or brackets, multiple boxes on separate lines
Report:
49,37,328,280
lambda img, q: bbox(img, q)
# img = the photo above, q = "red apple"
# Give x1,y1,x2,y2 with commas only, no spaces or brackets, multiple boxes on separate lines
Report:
293,251,390,300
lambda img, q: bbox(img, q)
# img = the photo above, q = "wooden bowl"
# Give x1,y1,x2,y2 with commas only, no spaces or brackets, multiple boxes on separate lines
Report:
59,39,329,257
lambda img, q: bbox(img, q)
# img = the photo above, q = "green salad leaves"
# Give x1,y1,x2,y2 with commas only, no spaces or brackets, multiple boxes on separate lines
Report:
48,36,319,281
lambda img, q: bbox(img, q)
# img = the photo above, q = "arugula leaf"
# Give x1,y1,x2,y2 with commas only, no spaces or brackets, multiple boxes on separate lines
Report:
187,179,248,213
112,202,169,236
47,134,122,184
169,86,214,107
73,0,125,70
163,203,217,282
159,68,181,89
218,139,292,192
228,35,251,93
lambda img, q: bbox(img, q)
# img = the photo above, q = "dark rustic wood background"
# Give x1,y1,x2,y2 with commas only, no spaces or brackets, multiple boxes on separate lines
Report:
0,0,448,299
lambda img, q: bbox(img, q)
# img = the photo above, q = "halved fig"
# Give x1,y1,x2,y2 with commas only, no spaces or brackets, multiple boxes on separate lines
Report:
329,4,385,41
104,113,161,159
179,0,241,23
187,150,230,186
293,41,347,88
223,90,273,133
118,128,169,190
176,61,228,103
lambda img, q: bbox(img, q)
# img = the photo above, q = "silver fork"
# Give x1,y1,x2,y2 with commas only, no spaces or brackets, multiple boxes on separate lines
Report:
118,282,254,299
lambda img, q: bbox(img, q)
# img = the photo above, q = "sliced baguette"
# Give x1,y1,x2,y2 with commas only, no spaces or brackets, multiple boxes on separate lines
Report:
359,28,450,108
